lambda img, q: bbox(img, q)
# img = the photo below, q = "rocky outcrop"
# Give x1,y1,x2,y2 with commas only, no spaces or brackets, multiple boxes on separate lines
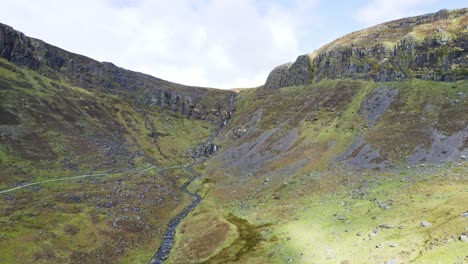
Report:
311,31,467,82
260,8,468,92
263,54,312,91
0,23,235,121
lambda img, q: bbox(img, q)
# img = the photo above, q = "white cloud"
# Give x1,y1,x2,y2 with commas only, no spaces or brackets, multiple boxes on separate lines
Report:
0,0,319,89
355,0,439,27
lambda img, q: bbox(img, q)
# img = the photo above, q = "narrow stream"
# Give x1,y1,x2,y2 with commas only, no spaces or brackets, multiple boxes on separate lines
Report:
149,94,235,263
148,172,202,264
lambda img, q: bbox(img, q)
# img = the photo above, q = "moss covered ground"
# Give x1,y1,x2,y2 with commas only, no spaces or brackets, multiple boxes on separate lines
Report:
168,163,467,263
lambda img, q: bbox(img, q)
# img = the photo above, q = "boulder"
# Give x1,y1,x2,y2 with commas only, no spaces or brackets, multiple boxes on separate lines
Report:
421,221,432,228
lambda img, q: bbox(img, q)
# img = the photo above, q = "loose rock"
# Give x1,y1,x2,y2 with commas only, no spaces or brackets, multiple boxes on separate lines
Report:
379,224,394,229
460,234,468,242
421,221,432,228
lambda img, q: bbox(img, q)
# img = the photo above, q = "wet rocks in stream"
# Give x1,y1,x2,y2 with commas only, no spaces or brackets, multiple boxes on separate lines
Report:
149,174,202,264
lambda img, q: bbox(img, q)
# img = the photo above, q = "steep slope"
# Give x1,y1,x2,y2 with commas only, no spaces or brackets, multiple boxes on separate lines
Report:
167,9,468,264
213,79,466,175
0,23,236,187
0,25,234,263
0,58,214,186
213,8,467,177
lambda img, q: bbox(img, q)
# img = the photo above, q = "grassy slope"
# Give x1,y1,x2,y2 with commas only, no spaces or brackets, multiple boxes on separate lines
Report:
168,79,468,263
0,58,216,263
176,163,467,264
0,58,213,186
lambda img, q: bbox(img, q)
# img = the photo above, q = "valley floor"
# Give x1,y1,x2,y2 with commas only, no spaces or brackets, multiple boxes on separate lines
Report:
1,159,466,264
167,162,468,264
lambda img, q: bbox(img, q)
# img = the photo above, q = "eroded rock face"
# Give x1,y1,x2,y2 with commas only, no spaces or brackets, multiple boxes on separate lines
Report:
260,8,468,92
407,127,468,165
0,23,235,121
263,63,292,91
0,25,41,69
360,87,399,126
335,137,394,171
311,33,467,83
263,55,312,91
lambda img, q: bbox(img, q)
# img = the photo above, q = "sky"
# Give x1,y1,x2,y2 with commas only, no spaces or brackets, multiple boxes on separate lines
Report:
0,0,466,89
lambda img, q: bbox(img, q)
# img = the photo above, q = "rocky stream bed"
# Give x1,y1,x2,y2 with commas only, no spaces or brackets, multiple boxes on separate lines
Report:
148,170,202,264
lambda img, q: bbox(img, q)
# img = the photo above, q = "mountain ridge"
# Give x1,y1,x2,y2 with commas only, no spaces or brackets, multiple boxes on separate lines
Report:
0,22,235,121
263,8,468,91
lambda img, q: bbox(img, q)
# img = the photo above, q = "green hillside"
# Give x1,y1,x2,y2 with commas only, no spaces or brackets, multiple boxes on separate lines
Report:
0,8,467,264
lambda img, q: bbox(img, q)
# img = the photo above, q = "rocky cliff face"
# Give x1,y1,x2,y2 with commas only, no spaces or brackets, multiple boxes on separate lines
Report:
263,55,312,91
263,8,467,91
0,23,235,121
